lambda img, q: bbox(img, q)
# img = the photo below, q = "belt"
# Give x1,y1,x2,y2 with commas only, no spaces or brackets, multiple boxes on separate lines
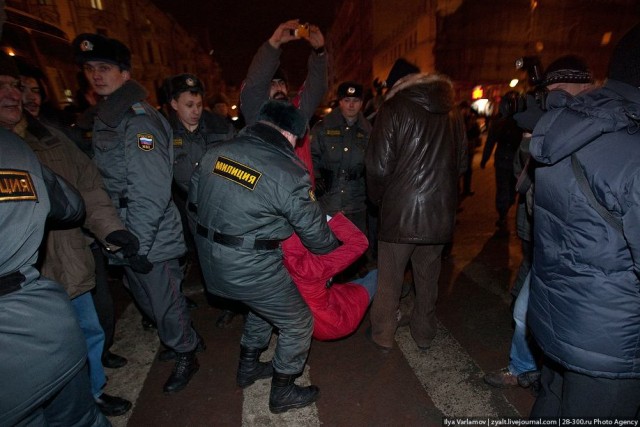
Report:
0,271,25,297
196,224,280,250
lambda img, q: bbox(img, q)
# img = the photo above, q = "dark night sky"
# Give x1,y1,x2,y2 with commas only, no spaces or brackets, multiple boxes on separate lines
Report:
151,1,343,88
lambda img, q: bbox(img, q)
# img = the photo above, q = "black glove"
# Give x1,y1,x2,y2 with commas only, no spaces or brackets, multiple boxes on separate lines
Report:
126,254,153,274
105,229,140,258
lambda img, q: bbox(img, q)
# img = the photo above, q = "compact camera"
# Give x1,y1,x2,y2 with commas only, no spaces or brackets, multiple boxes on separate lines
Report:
291,23,310,39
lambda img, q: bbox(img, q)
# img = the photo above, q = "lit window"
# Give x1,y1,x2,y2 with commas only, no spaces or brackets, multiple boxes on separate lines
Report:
601,32,612,46
91,0,103,10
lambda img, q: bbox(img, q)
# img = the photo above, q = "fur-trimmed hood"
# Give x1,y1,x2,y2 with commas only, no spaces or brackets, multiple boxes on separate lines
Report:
384,73,454,114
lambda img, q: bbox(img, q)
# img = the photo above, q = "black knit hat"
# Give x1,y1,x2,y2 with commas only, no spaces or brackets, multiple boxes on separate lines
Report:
72,33,131,71
0,51,19,79
168,73,205,99
337,81,363,99
608,23,640,87
257,100,307,138
272,67,288,83
542,55,592,86
385,58,420,89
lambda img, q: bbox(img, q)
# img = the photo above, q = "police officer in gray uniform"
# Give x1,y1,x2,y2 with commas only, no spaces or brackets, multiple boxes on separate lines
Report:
0,129,109,427
311,82,371,233
72,33,200,394
166,73,235,194
189,100,339,414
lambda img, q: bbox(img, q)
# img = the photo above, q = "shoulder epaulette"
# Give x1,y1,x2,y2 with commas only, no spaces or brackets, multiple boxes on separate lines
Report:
131,103,147,116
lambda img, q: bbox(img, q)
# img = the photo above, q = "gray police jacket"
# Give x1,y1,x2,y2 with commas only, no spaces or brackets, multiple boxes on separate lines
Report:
170,110,235,193
310,108,371,215
189,123,339,299
91,80,186,263
0,129,87,426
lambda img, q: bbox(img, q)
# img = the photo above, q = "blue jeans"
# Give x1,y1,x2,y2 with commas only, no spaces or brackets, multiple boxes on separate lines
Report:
508,272,538,375
71,292,106,398
352,269,378,302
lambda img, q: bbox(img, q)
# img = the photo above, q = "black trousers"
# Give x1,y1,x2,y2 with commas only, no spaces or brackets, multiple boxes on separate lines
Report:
531,358,640,418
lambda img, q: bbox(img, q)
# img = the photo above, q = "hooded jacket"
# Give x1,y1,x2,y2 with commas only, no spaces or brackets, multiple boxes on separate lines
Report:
365,73,467,243
529,79,640,378
283,213,370,340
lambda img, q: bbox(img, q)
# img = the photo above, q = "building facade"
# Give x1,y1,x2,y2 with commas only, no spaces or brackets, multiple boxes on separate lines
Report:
3,0,222,107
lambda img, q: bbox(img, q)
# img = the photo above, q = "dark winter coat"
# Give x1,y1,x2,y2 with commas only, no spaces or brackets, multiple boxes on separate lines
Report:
529,79,640,378
365,73,467,243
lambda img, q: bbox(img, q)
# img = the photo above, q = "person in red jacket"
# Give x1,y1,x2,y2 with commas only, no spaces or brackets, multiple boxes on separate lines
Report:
283,213,378,340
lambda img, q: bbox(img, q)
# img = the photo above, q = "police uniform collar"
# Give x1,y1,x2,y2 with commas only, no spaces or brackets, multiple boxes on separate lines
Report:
96,80,148,128
247,122,295,153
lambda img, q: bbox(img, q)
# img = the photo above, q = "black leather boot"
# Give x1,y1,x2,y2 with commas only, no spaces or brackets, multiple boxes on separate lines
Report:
268,371,319,414
236,346,273,388
163,351,199,394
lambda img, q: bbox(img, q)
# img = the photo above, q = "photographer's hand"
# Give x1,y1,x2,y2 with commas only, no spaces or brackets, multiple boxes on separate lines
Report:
269,20,299,48
307,25,325,50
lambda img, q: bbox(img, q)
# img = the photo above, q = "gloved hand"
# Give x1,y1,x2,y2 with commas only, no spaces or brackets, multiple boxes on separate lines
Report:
126,254,153,274
105,229,140,257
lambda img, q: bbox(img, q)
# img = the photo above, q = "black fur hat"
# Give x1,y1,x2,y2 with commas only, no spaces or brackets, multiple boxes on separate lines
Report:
257,100,307,138
72,33,131,71
168,73,205,100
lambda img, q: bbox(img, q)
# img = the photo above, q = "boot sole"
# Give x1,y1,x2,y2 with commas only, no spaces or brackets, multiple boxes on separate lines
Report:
236,370,273,388
163,365,200,395
269,393,319,414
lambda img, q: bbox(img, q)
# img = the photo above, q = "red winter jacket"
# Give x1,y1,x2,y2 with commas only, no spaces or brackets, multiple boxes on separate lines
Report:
283,213,370,340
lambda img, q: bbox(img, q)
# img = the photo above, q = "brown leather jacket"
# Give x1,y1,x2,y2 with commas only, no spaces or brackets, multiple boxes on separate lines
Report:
365,73,467,244
19,113,124,298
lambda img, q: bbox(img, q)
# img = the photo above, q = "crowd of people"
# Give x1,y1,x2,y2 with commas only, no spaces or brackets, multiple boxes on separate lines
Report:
1,15,639,426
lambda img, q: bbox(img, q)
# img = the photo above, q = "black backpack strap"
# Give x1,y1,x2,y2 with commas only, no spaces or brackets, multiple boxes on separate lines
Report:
571,153,623,234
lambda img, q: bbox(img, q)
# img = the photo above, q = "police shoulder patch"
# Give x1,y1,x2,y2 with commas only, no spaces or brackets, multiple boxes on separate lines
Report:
308,188,316,202
173,138,183,147
137,133,155,151
131,103,146,115
0,169,38,202
212,156,262,191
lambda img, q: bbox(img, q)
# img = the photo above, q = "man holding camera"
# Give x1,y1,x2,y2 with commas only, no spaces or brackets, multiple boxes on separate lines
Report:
240,19,327,181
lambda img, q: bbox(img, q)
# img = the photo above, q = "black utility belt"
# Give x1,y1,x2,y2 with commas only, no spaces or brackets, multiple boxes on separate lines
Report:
196,224,280,250
0,271,25,297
